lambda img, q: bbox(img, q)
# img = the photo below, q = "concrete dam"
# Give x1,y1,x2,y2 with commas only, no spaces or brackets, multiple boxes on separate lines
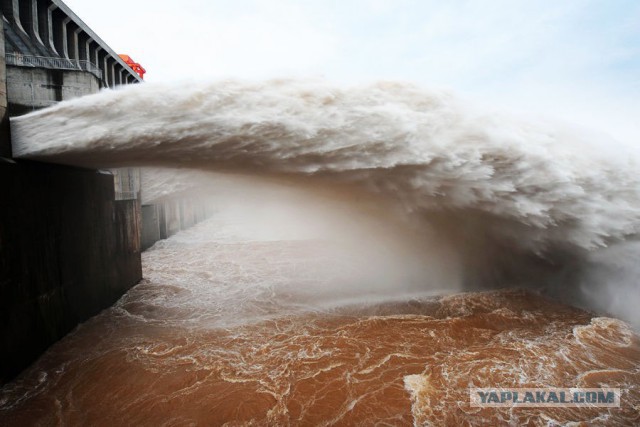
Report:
0,0,211,383
1,1,640,425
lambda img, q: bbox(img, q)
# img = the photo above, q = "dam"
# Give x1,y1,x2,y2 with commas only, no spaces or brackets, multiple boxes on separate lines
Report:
1,1,639,425
0,0,210,384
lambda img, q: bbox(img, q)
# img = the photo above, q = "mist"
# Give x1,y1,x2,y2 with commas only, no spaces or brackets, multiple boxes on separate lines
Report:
11,78,640,328
140,169,463,314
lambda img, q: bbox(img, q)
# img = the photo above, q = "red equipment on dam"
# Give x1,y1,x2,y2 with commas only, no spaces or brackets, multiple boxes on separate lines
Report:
119,54,146,79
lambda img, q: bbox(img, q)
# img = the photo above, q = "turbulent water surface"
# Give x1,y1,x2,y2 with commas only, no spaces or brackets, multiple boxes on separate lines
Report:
3,79,640,424
11,79,640,322
1,212,639,426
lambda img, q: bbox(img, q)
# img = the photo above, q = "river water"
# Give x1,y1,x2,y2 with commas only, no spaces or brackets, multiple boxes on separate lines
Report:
3,79,640,424
1,207,639,426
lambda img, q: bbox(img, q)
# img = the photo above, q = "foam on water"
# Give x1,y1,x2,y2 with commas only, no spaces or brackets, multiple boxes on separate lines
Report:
1,205,639,425
9,79,640,323
11,79,640,248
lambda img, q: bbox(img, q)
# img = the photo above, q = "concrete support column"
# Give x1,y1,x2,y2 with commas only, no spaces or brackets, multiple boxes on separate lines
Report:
47,4,62,56
109,59,116,87
102,55,110,87
8,0,27,35
61,17,71,59
30,0,44,46
46,4,58,55
0,17,11,157
95,47,107,87
17,0,32,37
68,26,80,62
79,34,90,62
94,46,102,72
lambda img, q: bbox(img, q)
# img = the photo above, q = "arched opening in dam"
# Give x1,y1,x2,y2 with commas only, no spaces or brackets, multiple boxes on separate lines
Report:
1,80,639,425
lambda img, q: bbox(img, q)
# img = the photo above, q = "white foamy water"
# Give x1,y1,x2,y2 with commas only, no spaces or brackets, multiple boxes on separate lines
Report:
2,173,639,426
128,207,457,329
11,79,640,249
9,79,640,324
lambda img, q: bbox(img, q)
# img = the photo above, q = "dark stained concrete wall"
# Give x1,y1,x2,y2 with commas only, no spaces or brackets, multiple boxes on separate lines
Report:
141,204,161,250
6,67,101,116
0,2,144,385
0,159,142,383
141,200,214,251
0,18,10,157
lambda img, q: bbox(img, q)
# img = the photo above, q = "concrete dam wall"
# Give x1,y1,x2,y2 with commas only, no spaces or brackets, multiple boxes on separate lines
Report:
0,9,144,383
141,200,214,251
5,67,100,116
0,160,142,382
0,1,215,384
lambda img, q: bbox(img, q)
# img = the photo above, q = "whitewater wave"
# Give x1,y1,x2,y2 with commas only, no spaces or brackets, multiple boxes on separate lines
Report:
11,79,640,250
9,79,640,321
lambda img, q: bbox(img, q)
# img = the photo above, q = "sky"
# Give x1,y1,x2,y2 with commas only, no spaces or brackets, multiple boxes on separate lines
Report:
62,0,640,143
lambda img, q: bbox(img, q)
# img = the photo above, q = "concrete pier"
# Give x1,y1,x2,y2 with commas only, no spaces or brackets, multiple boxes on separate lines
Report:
0,1,144,383
1,18,10,157
0,160,142,382
141,200,214,250
0,0,218,383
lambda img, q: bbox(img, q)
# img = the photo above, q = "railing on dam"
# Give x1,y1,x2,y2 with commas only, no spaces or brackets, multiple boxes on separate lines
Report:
5,54,102,80
1,0,143,88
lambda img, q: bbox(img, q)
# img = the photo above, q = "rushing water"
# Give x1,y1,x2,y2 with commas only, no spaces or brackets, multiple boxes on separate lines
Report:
11,79,640,324
3,79,640,424
1,210,639,425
